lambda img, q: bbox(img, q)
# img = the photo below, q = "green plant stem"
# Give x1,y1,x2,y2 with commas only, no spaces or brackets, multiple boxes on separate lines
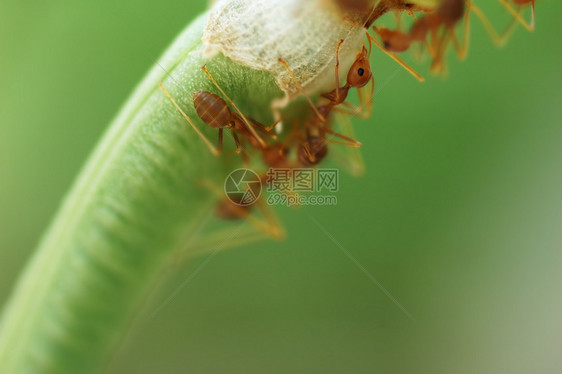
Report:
0,12,283,373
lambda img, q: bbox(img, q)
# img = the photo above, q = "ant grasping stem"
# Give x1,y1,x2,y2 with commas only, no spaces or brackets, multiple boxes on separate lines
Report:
199,66,270,149
159,66,279,164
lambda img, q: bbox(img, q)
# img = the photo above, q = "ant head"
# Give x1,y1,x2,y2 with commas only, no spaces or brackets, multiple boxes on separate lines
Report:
347,47,372,88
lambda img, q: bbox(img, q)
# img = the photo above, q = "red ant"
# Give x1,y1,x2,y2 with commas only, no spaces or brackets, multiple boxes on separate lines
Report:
159,66,278,164
279,39,374,165
366,0,468,76
406,0,468,73
368,0,469,75
369,0,537,76
409,0,536,71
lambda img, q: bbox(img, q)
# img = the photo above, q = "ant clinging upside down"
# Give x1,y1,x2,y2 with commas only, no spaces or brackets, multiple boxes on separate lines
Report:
279,39,374,166
367,0,537,77
365,0,470,77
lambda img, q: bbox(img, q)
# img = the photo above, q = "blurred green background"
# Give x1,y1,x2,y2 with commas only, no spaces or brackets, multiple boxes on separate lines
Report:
1,1,561,373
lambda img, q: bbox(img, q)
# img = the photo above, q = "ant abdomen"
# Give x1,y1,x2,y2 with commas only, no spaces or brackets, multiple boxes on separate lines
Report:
193,91,232,129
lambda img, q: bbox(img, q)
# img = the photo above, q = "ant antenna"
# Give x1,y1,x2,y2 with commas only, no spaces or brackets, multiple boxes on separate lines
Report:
159,83,220,156
365,31,373,58
366,32,425,82
334,39,345,104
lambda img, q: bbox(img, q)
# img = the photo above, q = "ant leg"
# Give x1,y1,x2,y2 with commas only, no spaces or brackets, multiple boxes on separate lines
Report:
270,107,284,134
430,29,450,74
429,27,439,55
366,32,425,82
175,225,272,263
278,58,326,123
322,126,362,147
333,105,363,116
231,130,250,167
251,123,278,140
395,11,403,29
229,128,250,167
229,128,243,154
218,128,224,154
404,11,436,58
253,197,285,239
201,66,267,148
469,2,519,47
159,83,220,156
449,5,472,60
302,123,361,167
528,0,536,30
499,0,535,31
248,117,280,136
333,105,371,119
423,39,436,58
429,27,440,56
240,150,249,169
328,112,365,176
302,142,317,163
333,39,345,103
325,138,362,147
362,74,375,117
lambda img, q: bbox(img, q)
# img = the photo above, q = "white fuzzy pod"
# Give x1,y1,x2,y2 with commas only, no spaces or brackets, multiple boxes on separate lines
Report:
203,0,371,106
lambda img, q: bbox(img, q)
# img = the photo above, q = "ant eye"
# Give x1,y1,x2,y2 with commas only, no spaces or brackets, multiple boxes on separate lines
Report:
347,59,371,88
